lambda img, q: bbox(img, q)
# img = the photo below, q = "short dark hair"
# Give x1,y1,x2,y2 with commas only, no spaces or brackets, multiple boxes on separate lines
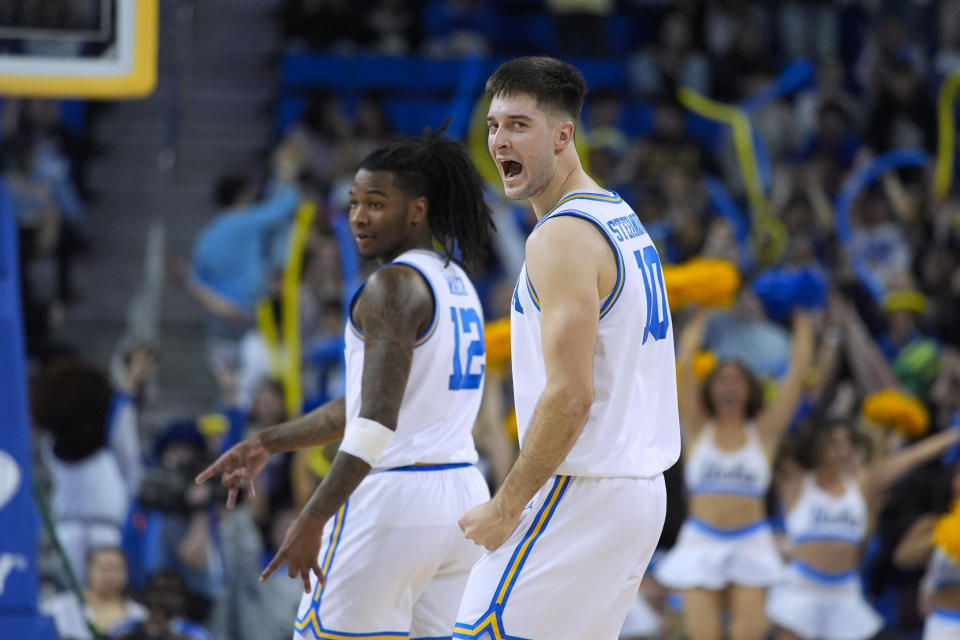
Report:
485,56,588,122
700,359,765,420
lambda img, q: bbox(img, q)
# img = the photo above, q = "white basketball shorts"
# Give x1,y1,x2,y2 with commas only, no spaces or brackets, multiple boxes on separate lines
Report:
293,463,489,640
454,474,667,640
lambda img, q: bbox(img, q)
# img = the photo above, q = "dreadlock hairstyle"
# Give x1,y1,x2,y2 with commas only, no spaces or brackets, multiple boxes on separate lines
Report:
357,122,495,271
485,56,588,122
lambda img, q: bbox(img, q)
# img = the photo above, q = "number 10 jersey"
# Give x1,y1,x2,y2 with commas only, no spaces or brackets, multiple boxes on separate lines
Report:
345,249,484,470
510,191,681,479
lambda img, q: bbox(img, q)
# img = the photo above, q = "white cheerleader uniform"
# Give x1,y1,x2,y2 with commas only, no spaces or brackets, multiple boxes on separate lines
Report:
922,547,960,639
293,250,491,640
765,474,883,640
454,190,682,640
43,392,142,583
655,423,783,590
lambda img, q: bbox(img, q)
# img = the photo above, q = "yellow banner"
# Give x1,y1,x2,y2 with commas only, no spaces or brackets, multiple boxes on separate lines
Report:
933,71,960,199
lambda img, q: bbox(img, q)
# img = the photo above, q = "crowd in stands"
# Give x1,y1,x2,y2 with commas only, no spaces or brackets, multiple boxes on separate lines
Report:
13,0,960,639
4,98,89,357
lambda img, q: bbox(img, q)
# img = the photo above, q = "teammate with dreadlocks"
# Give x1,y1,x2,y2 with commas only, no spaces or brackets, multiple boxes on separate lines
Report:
196,129,496,639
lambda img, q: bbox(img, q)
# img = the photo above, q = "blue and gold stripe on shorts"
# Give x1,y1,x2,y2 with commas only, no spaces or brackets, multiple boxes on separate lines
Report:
293,503,411,639
453,475,571,638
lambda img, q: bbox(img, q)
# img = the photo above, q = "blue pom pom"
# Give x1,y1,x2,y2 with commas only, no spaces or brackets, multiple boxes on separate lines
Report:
752,267,828,323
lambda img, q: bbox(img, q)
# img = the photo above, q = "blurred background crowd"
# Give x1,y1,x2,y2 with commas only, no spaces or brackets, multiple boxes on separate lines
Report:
10,0,960,639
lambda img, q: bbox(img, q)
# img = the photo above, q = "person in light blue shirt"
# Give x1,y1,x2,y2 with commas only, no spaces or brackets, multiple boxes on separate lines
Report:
184,161,300,375
191,176,299,312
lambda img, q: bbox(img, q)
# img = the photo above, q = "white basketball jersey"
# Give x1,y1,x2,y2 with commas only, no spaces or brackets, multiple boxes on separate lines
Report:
344,249,484,470
510,191,681,478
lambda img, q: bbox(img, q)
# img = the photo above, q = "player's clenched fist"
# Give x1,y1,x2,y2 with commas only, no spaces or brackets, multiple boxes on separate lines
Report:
459,499,519,551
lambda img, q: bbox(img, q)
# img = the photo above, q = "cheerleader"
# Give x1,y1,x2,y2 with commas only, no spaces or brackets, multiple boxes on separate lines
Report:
32,348,153,582
656,309,814,640
768,420,960,640
894,463,960,639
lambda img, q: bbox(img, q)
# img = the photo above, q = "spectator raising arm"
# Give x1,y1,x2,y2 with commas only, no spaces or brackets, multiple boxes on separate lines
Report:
110,345,156,497
861,428,960,501
893,513,939,570
676,307,710,440
757,312,815,458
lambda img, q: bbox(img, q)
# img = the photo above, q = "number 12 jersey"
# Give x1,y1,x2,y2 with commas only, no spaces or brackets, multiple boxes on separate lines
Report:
510,191,681,478
345,249,485,470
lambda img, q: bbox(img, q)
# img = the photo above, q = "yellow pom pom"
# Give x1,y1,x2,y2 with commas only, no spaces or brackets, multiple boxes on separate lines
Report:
934,503,960,564
693,350,718,380
861,389,931,438
663,258,740,310
197,413,228,436
485,317,512,370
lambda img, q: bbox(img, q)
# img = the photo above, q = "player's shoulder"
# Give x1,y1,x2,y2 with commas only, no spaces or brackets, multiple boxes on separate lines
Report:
526,214,610,271
350,262,434,332
360,262,433,307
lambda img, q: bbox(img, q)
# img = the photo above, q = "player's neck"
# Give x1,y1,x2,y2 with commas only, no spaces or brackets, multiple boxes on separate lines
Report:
529,158,602,219
377,232,435,265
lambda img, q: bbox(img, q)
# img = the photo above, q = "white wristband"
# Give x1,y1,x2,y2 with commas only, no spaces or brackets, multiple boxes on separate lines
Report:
339,417,394,466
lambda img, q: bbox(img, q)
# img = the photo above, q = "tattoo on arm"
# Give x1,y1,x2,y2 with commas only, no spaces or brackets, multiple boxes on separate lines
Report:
303,452,372,520
299,264,433,522
352,265,433,427
260,396,347,453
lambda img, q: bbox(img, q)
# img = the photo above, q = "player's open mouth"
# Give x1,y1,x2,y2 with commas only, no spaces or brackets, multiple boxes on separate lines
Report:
355,233,374,247
501,160,523,181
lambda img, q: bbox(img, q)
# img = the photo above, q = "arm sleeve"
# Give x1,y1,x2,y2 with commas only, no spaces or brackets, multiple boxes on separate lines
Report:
107,391,144,497
237,184,300,232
